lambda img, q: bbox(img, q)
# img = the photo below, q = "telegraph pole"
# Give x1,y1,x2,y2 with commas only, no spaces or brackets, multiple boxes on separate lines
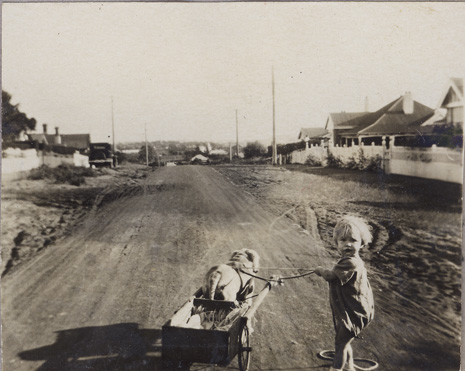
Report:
145,123,149,166
272,67,277,165
111,97,117,167
236,109,239,157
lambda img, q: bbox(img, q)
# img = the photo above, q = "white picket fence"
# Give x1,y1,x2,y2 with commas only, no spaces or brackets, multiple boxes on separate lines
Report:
290,143,463,184
290,144,327,165
330,143,384,162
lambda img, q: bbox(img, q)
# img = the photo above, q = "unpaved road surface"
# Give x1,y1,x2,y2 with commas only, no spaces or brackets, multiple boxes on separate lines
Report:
1,165,460,370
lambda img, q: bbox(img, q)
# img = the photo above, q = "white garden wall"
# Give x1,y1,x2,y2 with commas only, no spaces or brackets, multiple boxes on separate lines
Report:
290,142,463,184
2,148,90,180
2,148,40,174
387,146,463,184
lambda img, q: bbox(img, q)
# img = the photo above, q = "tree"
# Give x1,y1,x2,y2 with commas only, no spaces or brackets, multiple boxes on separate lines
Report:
2,91,37,142
243,141,267,158
138,144,158,164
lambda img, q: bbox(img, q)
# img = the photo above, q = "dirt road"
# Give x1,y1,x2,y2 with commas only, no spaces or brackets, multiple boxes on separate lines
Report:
1,165,460,370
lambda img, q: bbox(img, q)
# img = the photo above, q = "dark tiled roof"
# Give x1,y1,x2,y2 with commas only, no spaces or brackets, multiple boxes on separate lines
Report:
338,97,434,136
359,101,434,136
360,112,435,136
329,112,367,128
338,97,401,135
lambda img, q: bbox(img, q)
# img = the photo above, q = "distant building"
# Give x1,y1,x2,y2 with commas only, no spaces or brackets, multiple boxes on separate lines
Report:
28,124,61,145
297,128,328,142
27,124,90,150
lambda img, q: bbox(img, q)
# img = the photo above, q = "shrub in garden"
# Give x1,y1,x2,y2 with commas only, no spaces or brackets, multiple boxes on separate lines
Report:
28,164,95,186
330,148,383,172
364,154,383,172
326,152,343,168
244,141,267,158
305,153,322,166
345,156,358,170
348,149,383,172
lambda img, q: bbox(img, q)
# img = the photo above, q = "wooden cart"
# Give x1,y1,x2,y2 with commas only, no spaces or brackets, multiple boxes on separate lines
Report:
162,281,276,370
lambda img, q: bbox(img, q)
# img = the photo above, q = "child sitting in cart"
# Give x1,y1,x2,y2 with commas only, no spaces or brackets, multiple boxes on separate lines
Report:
314,215,375,371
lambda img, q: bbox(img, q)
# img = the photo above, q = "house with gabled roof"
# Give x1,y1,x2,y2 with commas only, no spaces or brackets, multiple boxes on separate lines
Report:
297,127,329,142
419,78,463,147
324,112,367,147
422,77,463,128
439,77,463,125
28,124,62,145
27,124,91,151
328,93,434,147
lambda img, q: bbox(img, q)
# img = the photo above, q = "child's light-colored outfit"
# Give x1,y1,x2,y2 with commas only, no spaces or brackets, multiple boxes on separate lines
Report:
329,255,374,335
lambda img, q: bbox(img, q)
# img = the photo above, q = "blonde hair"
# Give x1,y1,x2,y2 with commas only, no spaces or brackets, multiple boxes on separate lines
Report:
333,215,373,247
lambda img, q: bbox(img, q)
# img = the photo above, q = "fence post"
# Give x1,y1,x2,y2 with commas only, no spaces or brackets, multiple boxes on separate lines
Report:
382,136,386,173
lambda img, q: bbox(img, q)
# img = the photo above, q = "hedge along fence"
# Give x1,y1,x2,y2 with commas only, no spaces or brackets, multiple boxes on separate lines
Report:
267,141,306,156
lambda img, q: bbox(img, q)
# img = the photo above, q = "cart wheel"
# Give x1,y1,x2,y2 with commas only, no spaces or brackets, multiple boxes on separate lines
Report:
238,324,251,371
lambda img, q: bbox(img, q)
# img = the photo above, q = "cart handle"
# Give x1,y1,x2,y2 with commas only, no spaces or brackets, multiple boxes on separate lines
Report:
239,269,315,282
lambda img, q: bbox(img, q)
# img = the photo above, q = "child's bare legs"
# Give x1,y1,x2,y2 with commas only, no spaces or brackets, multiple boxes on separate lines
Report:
333,327,355,370
345,342,354,371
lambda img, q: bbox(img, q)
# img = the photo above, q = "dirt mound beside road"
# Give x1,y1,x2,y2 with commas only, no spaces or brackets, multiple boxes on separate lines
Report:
1,164,151,276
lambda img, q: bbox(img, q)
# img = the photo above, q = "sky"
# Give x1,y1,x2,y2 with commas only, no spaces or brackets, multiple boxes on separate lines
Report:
2,2,465,145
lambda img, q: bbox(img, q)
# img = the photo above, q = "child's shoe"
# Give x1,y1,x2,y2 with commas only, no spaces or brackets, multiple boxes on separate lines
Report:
329,367,342,371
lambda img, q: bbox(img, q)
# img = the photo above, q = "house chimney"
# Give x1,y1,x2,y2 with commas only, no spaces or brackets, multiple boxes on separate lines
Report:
403,92,414,114
364,96,369,112
43,123,48,134
54,126,62,145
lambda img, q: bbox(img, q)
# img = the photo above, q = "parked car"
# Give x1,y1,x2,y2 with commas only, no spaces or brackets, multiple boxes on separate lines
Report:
89,143,115,168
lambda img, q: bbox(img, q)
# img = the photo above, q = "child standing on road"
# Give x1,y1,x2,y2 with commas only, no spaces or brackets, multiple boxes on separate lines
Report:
314,215,374,371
